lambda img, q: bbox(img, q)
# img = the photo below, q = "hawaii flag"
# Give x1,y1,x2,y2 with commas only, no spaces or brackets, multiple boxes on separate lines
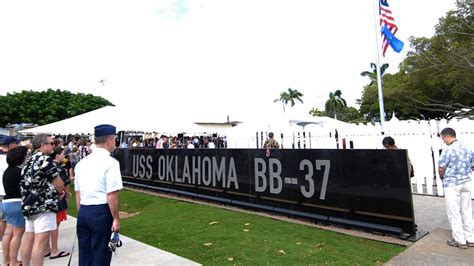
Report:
379,0,404,56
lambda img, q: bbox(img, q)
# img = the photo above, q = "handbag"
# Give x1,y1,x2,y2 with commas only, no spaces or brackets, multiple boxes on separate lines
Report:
22,192,40,216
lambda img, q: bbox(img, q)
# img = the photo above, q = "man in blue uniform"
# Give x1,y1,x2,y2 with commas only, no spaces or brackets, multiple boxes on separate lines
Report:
75,124,123,265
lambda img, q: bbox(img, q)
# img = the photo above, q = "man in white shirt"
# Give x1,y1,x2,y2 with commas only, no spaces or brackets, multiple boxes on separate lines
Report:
207,137,216,149
187,137,195,149
75,124,123,266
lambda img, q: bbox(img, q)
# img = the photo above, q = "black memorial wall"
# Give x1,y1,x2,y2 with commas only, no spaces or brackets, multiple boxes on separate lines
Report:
114,148,417,238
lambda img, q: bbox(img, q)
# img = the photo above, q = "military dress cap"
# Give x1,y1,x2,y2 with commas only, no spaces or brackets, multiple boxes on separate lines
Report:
94,124,117,137
1,136,20,145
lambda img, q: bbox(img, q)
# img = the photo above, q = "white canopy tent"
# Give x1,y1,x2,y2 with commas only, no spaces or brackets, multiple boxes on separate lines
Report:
20,106,210,135
225,114,354,148
224,116,298,148
290,116,356,131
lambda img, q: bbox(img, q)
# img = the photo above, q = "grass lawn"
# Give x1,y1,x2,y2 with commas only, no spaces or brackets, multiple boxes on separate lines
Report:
68,188,405,265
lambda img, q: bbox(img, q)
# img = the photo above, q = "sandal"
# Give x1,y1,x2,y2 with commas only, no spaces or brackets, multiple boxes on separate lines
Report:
50,251,70,259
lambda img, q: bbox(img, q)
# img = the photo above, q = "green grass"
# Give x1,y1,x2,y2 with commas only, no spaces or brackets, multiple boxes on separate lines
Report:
68,189,405,265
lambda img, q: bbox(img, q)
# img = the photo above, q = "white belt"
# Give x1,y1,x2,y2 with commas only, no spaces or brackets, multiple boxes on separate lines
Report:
2,198,22,203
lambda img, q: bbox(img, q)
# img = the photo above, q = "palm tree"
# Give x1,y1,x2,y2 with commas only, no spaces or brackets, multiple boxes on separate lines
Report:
274,88,304,113
360,63,389,85
286,88,304,107
309,107,322,117
274,91,289,112
325,90,347,120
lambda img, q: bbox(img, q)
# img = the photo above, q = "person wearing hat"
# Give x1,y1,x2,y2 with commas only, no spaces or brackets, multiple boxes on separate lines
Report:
74,124,123,266
0,136,20,258
1,136,20,151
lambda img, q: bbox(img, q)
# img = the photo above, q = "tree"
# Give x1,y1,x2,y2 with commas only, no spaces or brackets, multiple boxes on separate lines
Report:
310,106,365,123
0,89,114,126
336,106,366,123
396,1,474,119
358,63,390,121
325,90,347,120
358,1,473,120
286,88,304,108
274,91,289,113
359,72,421,121
274,88,304,113
360,63,389,86
309,107,323,116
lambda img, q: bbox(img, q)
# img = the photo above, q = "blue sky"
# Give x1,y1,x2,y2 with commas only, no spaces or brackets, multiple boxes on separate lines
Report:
0,0,456,122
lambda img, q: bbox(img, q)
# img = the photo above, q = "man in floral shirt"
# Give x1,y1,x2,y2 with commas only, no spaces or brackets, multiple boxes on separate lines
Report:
438,127,474,249
21,134,65,265
263,132,280,149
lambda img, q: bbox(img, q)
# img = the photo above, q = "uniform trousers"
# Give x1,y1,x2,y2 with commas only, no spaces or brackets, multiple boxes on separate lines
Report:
77,204,113,266
444,181,474,245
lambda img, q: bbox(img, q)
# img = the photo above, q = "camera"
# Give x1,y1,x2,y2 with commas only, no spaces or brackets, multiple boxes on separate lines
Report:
108,231,122,254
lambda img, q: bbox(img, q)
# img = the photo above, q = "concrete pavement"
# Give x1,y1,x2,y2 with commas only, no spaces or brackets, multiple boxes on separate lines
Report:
7,194,473,265
43,216,200,266
386,195,474,265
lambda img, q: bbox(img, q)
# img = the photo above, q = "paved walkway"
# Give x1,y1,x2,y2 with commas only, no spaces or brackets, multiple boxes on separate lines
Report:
386,195,474,265
11,194,473,265
43,216,200,266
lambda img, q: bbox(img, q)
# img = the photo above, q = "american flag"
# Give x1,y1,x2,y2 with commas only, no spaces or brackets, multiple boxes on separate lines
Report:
379,0,399,56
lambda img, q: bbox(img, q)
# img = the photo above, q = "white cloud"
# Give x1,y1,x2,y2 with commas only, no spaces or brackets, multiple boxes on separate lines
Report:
155,0,190,19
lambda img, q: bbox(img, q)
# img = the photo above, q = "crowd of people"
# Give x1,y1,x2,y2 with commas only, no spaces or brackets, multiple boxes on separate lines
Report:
16,132,229,150
0,129,277,265
0,135,73,265
0,125,471,266
0,127,124,265
121,134,227,149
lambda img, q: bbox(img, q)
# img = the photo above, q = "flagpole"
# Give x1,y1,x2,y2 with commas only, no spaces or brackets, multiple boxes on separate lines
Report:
373,0,386,133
